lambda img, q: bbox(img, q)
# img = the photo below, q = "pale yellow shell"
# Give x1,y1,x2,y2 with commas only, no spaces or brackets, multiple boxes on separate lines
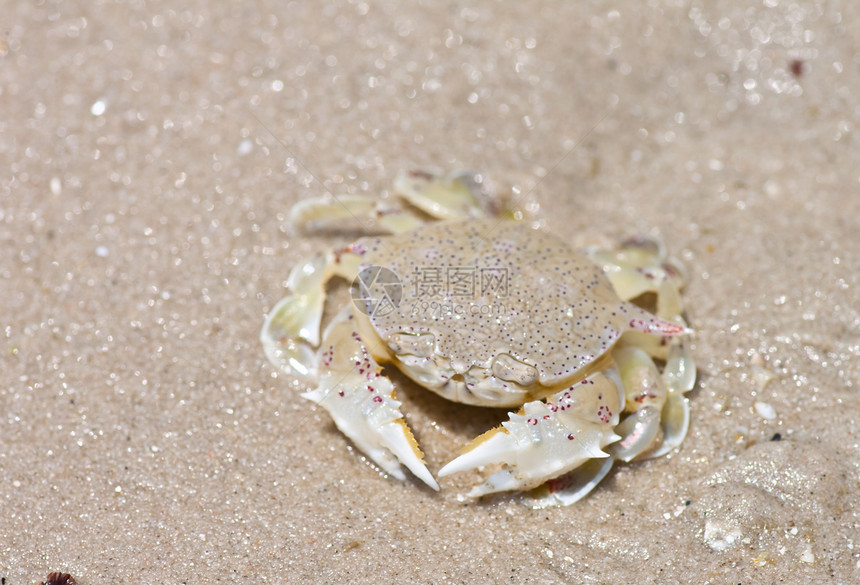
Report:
357,219,647,390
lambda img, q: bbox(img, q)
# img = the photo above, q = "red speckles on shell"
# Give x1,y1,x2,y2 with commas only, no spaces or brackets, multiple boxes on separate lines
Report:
321,346,334,367
597,404,612,423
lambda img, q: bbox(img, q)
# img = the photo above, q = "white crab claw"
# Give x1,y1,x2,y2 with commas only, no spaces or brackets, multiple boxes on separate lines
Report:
439,373,622,498
303,380,438,490
304,310,438,490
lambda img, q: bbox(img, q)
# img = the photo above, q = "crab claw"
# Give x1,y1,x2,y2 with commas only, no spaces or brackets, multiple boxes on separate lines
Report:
302,309,438,490
439,373,622,498
260,255,330,381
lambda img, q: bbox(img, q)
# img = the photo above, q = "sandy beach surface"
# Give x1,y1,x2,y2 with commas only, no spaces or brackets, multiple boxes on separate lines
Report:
1,2,858,583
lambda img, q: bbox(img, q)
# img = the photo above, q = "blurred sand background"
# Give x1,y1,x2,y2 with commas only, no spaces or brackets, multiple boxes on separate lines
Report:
1,1,858,583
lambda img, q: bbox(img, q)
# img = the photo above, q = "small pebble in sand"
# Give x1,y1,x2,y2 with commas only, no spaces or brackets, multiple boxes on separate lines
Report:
751,365,778,388
703,518,742,551
237,139,253,155
754,401,777,420
90,99,106,116
750,351,778,388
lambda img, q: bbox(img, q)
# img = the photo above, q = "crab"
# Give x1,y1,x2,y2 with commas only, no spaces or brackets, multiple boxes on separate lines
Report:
261,170,695,506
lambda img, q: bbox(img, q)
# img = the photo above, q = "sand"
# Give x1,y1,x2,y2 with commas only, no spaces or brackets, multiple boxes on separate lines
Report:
1,1,858,583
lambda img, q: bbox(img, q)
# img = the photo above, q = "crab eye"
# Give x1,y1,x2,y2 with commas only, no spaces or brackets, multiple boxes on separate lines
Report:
491,353,538,386
388,332,436,358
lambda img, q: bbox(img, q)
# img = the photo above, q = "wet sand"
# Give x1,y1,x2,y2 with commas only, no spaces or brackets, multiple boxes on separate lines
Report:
1,2,857,583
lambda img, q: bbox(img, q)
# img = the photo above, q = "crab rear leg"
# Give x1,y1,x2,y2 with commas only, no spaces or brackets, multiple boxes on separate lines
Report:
604,340,694,465
586,237,686,314
639,312,696,462
589,237,692,360
393,169,498,219
588,237,697,463
290,194,426,235
438,372,623,499
302,309,439,490
290,169,501,237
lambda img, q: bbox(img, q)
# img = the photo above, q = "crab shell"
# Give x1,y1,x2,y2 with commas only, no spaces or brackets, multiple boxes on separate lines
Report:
350,218,684,409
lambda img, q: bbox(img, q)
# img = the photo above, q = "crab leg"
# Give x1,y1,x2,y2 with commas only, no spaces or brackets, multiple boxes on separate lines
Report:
302,309,438,490
393,169,495,219
609,346,667,462
260,251,364,380
260,254,329,381
289,169,500,238
586,237,686,310
438,372,622,498
290,194,426,235
640,340,695,459
609,338,696,460
527,457,616,508
588,237,692,358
